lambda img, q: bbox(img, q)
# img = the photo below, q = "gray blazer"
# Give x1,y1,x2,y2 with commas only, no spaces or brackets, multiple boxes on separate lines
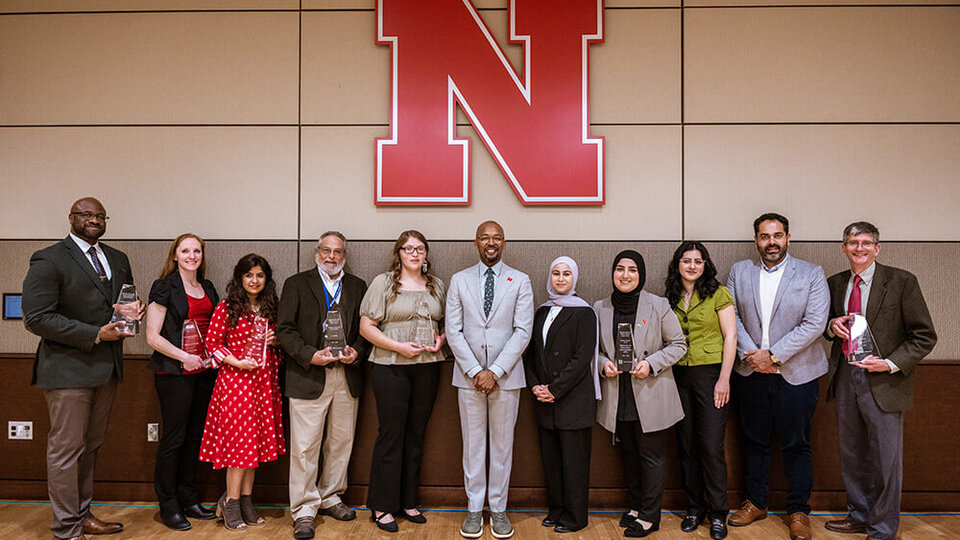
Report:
446,262,534,391
594,291,687,434
726,256,830,385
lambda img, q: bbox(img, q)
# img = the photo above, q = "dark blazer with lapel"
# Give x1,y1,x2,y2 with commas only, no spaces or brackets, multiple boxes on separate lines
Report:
22,236,134,389
146,271,220,374
826,262,937,412
523,305,597,431
277,268,370,399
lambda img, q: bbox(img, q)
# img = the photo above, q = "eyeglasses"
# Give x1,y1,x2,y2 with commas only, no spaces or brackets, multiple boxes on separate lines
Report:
680,259,704,266
70,211,109,222
319,248,345,257
844,241,877,249
400,246,426,255
476,235,504,243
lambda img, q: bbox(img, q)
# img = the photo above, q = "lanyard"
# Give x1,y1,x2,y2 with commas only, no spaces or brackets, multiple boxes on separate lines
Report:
321,279,342,311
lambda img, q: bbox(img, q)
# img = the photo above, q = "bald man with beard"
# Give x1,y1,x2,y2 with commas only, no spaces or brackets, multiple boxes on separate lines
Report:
23,197,143,540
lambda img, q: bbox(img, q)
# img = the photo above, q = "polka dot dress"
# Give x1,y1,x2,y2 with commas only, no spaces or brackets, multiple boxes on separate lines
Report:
199,301,285,469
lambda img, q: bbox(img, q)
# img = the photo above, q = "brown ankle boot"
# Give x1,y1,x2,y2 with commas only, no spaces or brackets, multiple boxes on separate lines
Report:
240,494,265,526
217,494,246,531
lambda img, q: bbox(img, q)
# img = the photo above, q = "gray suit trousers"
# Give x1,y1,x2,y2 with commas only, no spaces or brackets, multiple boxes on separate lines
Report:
836,361,903,540
44,376,118,539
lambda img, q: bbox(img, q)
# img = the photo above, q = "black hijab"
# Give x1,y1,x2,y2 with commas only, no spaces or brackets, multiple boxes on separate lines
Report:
610,250,645,315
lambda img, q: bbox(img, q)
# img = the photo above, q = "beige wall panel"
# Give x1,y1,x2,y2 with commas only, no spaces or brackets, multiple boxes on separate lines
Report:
0,12,298,125
0,127,299,239
0,0,298,12
300,125,681,240
684,7,960,122
683,125,960,241
0,240,297,355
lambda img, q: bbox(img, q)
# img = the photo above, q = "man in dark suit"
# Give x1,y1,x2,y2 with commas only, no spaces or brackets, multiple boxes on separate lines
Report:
22,197,142,540
824,222,936,540
277,231,369,540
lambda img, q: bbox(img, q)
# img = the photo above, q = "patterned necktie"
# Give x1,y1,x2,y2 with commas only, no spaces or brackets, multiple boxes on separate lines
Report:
842,274,863,357
483,267,495,317
87,246,108,282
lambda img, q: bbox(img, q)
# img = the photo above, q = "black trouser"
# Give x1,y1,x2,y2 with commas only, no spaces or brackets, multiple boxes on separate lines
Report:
154,370,216,516
674,364,729,519
617,420,665,525
366,362,440,513
538,426,592,531
734,372,818,515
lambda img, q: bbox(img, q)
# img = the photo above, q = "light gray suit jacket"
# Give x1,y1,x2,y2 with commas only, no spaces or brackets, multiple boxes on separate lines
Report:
594,291,687,434
446,262,534,391
726,255,830,385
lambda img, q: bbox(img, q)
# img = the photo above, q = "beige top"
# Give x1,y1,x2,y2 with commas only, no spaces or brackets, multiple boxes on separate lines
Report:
360,272,446,365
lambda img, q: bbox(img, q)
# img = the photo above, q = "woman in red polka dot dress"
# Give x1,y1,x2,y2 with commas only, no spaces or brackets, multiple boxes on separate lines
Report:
200,253,285,530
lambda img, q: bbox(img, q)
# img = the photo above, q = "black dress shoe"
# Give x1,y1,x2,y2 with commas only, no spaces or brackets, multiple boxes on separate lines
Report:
183,503,216,520
624,521,659,538
709,517,728,539
160,512,191,531
370,511,398,533
681,513,705,532
619,511,638,528
541,517,558,527
554,523,585,533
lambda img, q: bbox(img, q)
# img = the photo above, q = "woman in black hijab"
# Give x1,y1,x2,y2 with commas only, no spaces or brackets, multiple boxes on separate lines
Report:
593,250,687,537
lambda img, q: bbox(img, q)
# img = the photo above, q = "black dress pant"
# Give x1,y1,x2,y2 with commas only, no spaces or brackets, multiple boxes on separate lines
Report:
674,364,729,519
154,370,216,516
734,372,818,515
366,362,440,513
617,420,665,525
538,426,591,531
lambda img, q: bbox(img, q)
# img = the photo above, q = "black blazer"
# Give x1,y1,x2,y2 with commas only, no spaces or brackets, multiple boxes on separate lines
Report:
277,268,370,399
23,237,134,389
523,305,597,430
147,272,220,374
826,263,937,412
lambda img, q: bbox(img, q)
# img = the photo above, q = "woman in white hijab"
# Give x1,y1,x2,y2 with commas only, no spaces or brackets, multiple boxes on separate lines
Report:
522,256,599,533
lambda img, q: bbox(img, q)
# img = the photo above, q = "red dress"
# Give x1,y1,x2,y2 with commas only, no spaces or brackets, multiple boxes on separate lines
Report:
199,301,285,469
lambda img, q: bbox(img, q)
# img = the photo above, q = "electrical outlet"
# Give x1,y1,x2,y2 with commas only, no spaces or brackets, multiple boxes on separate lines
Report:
147,423,159,442
8,421,33,440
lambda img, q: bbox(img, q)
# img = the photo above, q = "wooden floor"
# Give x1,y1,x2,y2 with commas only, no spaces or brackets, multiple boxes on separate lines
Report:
2,502,958,539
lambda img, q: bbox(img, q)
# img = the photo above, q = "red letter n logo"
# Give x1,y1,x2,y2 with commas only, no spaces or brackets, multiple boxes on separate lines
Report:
376,0,605,205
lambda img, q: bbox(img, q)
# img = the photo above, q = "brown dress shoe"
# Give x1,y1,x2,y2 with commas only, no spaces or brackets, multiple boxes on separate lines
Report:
319,502,357,521
788,512,812,540
825,518,867,534
81,515,123,535
727,501,767,527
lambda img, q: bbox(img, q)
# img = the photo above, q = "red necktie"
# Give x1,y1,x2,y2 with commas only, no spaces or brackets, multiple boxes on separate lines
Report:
842,274,862,356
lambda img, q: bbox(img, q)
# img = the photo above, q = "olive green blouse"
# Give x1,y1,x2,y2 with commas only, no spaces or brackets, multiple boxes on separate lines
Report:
672,285,734,367
360,272,446,366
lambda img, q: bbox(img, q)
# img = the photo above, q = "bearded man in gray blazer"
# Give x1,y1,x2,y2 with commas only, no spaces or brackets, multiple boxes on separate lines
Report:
446,221,534,539
726,213,829,540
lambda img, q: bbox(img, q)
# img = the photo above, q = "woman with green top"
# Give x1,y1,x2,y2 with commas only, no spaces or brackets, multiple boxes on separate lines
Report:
359,230,446,533
664,241,737,540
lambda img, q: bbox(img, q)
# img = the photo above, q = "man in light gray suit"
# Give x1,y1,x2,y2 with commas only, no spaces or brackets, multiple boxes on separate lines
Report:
725,213,829,540
446,221,534,539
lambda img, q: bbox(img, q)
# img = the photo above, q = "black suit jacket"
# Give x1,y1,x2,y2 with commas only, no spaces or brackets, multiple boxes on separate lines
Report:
826,262,937,412
523,305,597,430
23,236,134,389
277,268,369,399
147,272,220,374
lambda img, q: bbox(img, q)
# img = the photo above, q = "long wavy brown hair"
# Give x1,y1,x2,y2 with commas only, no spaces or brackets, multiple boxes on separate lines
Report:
225,253,278,327
159,233,206,280
388,230,439,301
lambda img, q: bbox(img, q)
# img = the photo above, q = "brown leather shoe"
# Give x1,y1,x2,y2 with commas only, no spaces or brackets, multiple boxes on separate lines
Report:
788,512,812,540
319,502,357,521
825,518,867,534
727,500,767,527
81,515,123,535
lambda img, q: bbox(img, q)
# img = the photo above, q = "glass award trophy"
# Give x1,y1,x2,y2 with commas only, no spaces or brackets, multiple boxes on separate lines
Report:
322,304,346,357
412,298,435,348
111,284,140,335
181,318,209,367
240,316,269,368
615,322,635,371
846,313,880,364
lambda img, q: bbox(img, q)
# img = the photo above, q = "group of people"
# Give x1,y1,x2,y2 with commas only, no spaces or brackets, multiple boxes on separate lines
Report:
22,198,937,540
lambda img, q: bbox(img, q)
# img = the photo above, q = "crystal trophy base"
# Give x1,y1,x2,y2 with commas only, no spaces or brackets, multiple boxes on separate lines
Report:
111,283,140,335
240,316,269,367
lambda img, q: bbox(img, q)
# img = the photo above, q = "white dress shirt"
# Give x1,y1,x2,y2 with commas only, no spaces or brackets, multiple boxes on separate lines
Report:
758,254,789,349
70,233,112,280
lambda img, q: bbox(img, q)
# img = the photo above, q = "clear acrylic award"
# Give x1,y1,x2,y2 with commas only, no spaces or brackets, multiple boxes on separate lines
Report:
181,318,209,366
240,316,269,368
412,298,435,348
111,283,140,335
322,304,346,357
615,322,635,371
846,313,880,364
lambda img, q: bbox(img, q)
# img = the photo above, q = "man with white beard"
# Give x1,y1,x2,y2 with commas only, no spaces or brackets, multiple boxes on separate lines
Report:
277,232,370,539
